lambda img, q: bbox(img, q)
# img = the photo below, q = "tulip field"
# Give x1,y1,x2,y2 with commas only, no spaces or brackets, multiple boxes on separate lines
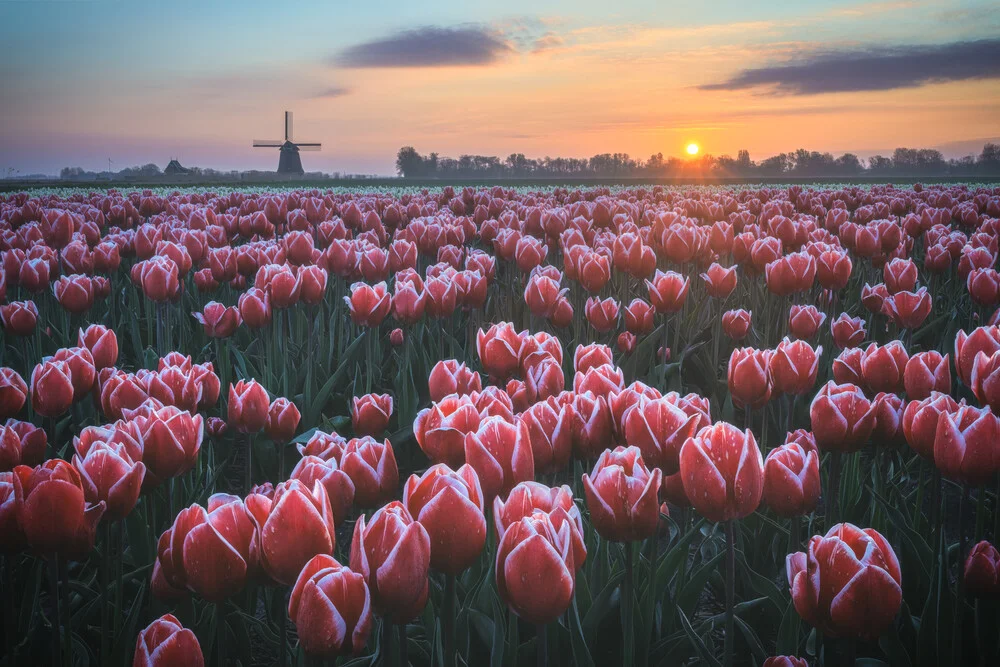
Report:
3,183,1000,667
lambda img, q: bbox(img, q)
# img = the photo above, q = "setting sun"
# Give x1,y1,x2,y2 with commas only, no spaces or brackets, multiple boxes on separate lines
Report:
686,143,700,156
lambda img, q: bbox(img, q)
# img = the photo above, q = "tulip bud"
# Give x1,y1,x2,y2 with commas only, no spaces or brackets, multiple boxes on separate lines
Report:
288,555,373,658
722,309,752,340
728,348,772,409
0,369,27,421
769,338,821,396
903,351,950,400
403,464,487,574
428,360,482,402
77,325,118,370
763,442,820,517
228,380,270,433
133,614,205,667
810,382,876,452
933,404,1000,486
350,501,430,623
351,393,393,437
787,523,901,641
830,313,866,349
265,397,301,443
16,460,106,559
964,541,1000,599
583,446,661,542
495,512,576,625
679,422,763,522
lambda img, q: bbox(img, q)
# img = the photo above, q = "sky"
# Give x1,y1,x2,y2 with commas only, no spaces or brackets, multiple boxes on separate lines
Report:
1,0,999,176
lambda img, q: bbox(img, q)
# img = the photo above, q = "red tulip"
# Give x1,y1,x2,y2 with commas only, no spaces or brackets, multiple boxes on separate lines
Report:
390,328,404,346
246,479,338,585
193,301,241,338
414,394,481,467
72,440,145,520
0,369,27,421
228,380,269,433
350,501,430,622
0,470,26,552
861,283,889,315
646,270,689,313
289,456,355,525
809,382,876,452
873,392,906,447
616,331,636,354
722,309,752,340
288,554,372,658
576,251,611,294
861,341,908,394
832,347,865,388
391,278,427,325
933,404,1000,486
970,349,1000,412
549,297,574,327
265,397,300,443
463,416,534,502
762,657,808,667
15,459,105,558
18,257,50,292
238,287,272,328
340,436,398,508
816,250,852,290
769,338,821,396
297,430,348,461
964,541,1000,598
765,252,816,296
902,392,960,460
514,236,547,273
968,268,1000,306
524,274,563,317
53,274,94,313
140,256,180,302
904,351,950,400
728,348,772,409
403,463,487,574
133,404,204,480
1,419,46,471
428,360,482,402
884,288,932,329
30,359,74,418
345,281,391,327
955,326,1000,387
624,298,654,334
883,258,917,294
476,322,526,380
133,614,205,667
830,313,866,349
583,446,661,542
788,305,826,340
679,422,762,522
622,395,700,475
78,324,118,370
1,300,38,336
700,263,737,299
585,296,619,333
493,481,586,567
566,391,613,460
763,441,820,517
425,275,458,318
573,363,624,399
351,393,392,437
786,523,901,641
574,343,614,374
495,512,575,624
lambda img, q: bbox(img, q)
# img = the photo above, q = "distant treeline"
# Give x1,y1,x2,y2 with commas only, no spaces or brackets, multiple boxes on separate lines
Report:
396,144,1000,179
54,165,375,182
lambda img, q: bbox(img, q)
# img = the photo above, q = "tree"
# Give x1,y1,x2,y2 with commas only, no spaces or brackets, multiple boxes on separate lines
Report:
396,146,424,177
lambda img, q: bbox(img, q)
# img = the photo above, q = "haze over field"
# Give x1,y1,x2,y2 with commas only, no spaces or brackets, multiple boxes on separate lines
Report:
1,0,999,176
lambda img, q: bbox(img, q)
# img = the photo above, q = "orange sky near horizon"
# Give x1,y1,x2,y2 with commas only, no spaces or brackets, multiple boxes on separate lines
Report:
1,0,999,175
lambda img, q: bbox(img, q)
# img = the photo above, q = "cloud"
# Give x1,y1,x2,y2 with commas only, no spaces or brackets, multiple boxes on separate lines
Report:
700,39,1000,94
336,25,514,68
314,86,350,99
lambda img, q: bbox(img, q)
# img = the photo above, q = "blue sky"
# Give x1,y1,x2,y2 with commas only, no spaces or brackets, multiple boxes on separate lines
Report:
2,0,999,175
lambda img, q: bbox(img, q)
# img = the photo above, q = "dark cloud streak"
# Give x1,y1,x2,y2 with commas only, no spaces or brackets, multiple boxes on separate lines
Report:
336,25,513,68
700,39,1000,94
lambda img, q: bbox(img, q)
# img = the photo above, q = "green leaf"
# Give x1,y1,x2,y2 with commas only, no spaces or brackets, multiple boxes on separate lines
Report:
676,606,723,667
676,551,725,615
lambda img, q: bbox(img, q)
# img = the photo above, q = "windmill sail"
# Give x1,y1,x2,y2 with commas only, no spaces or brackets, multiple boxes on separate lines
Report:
253,110,321,174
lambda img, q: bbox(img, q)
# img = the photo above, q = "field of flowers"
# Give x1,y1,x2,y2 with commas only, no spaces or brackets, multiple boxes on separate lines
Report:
2,183,1000,667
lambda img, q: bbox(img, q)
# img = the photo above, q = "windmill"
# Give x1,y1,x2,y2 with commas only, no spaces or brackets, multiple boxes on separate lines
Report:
252,111,321,175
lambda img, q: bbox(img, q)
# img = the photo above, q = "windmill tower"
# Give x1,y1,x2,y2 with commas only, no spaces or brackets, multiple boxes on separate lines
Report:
252,111,321,174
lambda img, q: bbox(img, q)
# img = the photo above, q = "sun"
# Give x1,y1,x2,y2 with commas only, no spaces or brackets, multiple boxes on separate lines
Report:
686,142,700,156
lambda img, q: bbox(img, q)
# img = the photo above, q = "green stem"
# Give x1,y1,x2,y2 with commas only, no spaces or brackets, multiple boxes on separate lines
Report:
217,602,228,667
623,542,635,666
49,557,62,667
953,486,969,666
443,574,456,667
724,520,736,667
382,618,394,667
398,623,409,667
100,521,110,664
536,624,547,667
